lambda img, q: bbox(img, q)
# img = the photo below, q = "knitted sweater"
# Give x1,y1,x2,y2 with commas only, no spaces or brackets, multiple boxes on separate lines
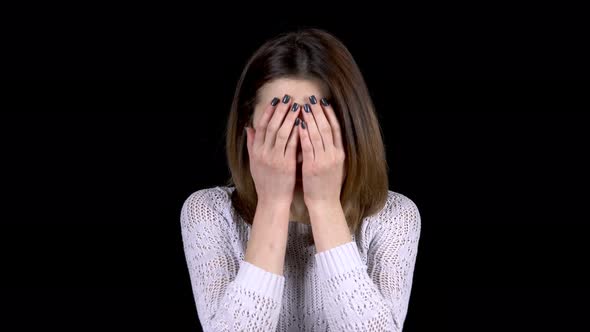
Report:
180,185,421,331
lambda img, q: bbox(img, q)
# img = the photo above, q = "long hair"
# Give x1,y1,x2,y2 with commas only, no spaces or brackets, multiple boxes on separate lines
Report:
224,28,389,238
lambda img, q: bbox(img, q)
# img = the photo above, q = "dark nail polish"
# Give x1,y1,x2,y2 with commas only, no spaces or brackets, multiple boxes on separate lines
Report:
304,104,311,113
291,103,299,112
271,97,279,106
321,97,330,106
295,118,300,126
282,94,290,103
309,95,317,104
301,120,307,129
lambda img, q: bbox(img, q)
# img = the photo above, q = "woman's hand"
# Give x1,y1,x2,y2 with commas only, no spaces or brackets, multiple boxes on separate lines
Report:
245,94,302,207
298,96,346,207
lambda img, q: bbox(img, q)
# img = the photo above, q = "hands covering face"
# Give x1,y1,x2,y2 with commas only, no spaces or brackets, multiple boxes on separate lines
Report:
247,93,346,207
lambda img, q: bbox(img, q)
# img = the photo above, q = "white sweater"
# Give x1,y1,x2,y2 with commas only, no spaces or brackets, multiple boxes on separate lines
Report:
180,185,421,331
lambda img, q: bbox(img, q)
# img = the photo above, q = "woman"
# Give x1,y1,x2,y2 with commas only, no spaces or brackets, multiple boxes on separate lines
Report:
180,28,421,331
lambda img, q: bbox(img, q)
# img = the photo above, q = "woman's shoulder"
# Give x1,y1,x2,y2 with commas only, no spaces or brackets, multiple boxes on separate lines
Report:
180,185,236,227
368,190,421,237
182,185,234,208
385,190,420,216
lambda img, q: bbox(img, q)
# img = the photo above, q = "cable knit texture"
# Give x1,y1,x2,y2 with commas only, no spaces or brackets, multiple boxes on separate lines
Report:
180,185,421,331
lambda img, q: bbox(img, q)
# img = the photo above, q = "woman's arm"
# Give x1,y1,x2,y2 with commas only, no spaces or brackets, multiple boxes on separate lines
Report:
313,193,421,331
244,198,291,276
180,188,288,332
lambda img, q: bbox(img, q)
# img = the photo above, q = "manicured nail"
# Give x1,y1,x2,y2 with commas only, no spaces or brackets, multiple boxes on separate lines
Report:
301,120,307,129
291,103,299,112
309,95,317,104
282,94,290,103
295,118,300,126
271,97,279,106
303,104,311,113
321,97,330,106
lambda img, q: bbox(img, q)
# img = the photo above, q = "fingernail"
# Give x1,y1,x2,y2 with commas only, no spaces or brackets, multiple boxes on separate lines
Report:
271,97,279,106
321,97,330,106
291,103,299,112
295,118,300,126
309,95,317,104
304,104,311,113
282,94,290,103
301,120,307,129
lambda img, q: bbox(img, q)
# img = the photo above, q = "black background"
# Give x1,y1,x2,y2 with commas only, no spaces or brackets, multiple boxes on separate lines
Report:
2,5,589,332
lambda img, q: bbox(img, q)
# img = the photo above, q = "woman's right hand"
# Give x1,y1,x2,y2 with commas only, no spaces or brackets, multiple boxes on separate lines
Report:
245,94,301,206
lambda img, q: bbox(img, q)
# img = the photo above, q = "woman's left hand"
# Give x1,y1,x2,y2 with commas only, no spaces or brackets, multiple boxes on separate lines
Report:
298,96,346,208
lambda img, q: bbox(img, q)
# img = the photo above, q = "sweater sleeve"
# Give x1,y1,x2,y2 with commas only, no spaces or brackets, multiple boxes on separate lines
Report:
314,193,421,331
180,188,285,332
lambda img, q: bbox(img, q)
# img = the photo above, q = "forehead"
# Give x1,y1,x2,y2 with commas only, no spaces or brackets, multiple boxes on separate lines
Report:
257,77,329,103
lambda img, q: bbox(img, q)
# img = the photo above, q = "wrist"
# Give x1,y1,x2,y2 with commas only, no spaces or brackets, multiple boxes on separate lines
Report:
305,199,342,214
257,197,292,211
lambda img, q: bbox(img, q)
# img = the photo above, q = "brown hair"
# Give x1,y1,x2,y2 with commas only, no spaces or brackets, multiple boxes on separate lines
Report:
224,28,389,238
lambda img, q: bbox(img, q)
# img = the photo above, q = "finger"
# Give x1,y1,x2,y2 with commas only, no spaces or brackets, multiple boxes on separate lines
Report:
275,102,301,153
264,94,292,152
285,117,300,158
298,119,315,161
254,96,281,149
319,97,344,150
301,101,325,154
307,95,334,153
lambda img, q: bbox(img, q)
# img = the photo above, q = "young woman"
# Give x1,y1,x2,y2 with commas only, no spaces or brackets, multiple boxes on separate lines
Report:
180,28,421,331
